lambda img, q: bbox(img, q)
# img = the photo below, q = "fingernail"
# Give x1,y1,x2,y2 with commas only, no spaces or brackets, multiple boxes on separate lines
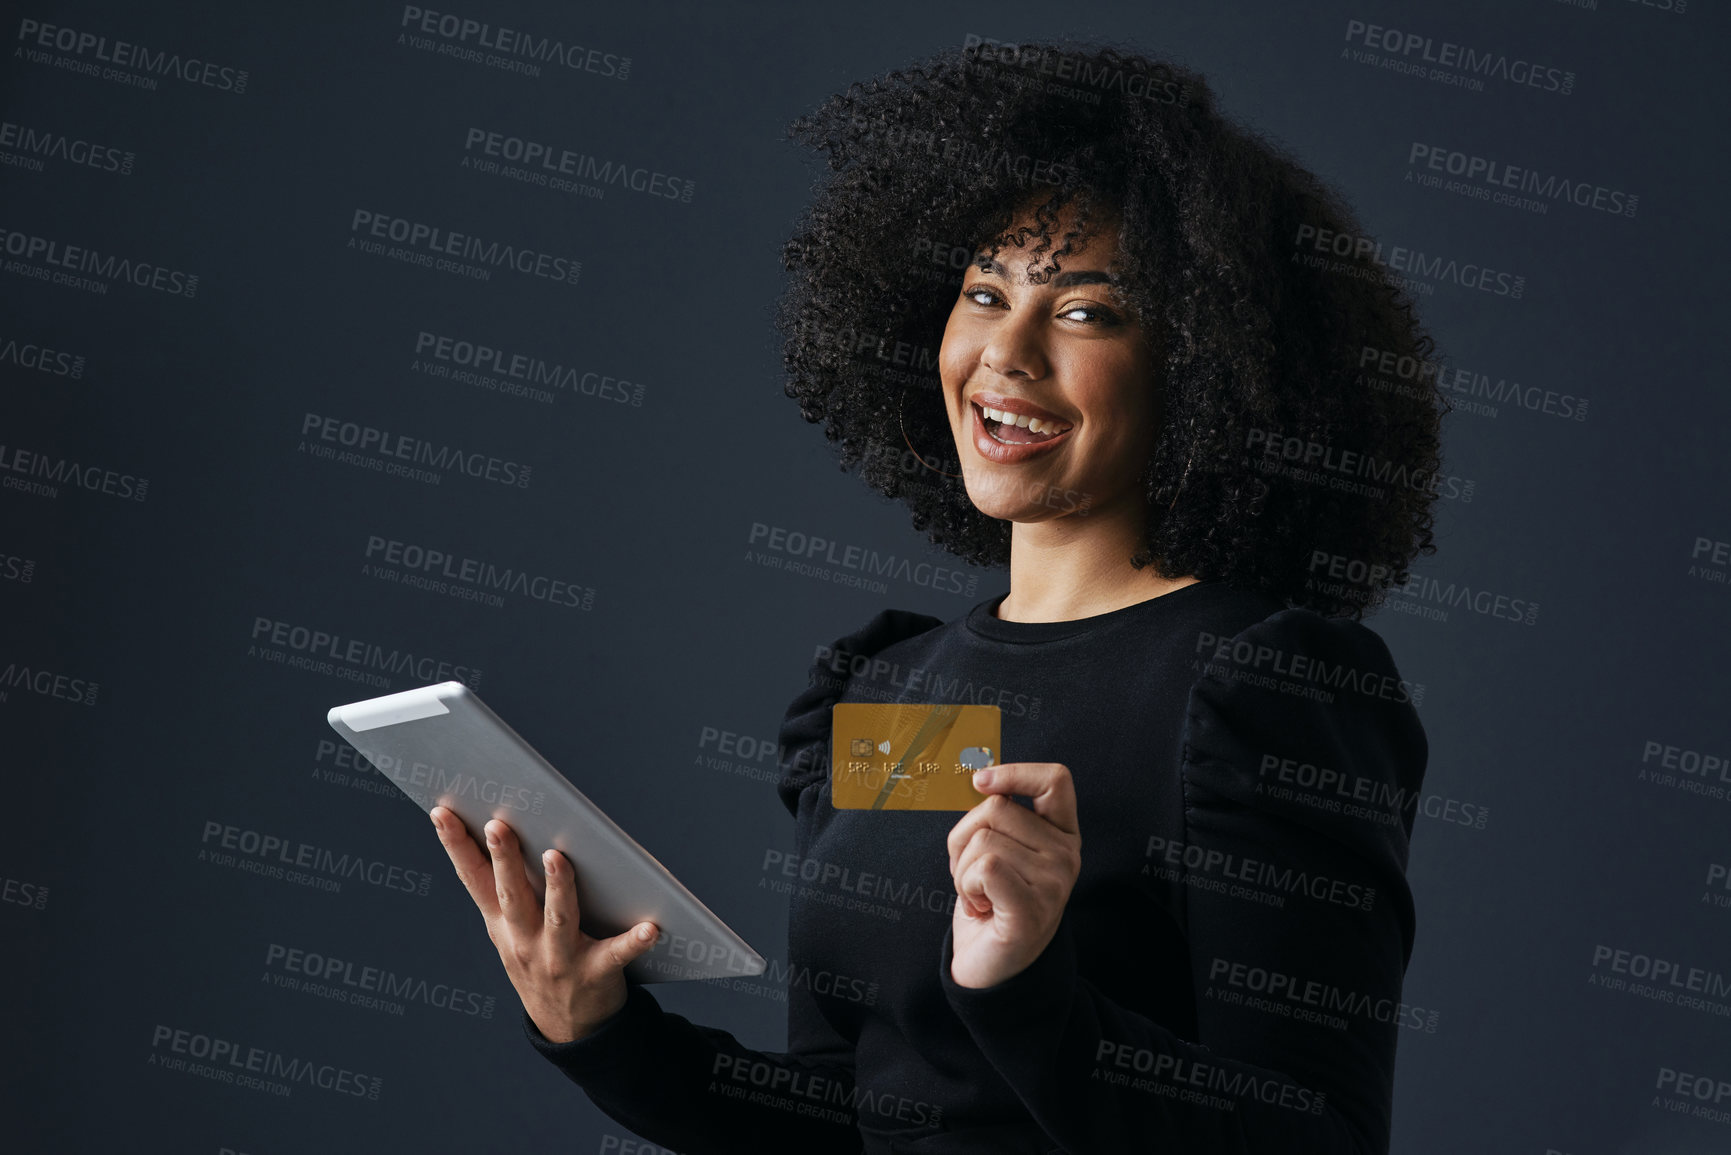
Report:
973,768,993,787
543,850,556,873
485,827,499,848
638,924,654,942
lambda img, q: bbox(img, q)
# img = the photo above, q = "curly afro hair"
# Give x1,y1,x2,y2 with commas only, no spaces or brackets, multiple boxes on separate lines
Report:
774,39,1449,619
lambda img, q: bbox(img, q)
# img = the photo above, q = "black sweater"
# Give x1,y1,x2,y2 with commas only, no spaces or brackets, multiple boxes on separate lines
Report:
523,580,1429,1154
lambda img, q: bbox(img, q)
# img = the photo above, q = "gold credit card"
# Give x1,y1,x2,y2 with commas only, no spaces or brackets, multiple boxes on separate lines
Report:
831,703,1001,811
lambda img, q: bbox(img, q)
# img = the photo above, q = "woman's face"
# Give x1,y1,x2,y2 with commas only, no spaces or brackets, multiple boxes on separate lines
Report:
938,207,1162,525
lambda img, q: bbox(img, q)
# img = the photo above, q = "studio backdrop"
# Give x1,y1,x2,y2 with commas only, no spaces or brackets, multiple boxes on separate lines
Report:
3,1,1728,1153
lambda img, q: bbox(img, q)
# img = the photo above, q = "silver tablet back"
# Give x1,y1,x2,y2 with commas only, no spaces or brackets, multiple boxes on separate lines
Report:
327,681,765,983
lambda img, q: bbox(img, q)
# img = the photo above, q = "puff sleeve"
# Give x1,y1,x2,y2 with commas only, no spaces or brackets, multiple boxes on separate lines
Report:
522,606,941,1154
938,607,1428,1154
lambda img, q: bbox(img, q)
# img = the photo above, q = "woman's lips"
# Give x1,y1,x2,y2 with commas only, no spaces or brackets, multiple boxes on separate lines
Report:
969,401,1073,464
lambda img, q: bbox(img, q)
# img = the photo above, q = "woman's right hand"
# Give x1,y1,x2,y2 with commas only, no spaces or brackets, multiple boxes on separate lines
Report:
429,806,661,1044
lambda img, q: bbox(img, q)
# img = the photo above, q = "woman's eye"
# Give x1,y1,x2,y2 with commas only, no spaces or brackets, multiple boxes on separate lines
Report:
1060,304,1102,323
963,285,1001,307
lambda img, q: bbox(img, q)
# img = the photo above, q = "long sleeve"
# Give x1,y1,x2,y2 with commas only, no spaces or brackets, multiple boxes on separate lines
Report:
937,607,1428,1154
520,978,862,1153
522,607,942,1154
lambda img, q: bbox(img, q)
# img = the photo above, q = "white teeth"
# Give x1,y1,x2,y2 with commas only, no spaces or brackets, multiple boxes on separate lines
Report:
980,404,1070,435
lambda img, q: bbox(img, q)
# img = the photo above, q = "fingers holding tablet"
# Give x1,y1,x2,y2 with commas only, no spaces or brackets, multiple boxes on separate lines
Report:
429,805,661,1043
482,818,541,939
430,805,500,919
540,845,578,937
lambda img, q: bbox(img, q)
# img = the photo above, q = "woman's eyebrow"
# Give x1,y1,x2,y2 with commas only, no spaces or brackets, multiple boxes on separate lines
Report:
971,255,1116,287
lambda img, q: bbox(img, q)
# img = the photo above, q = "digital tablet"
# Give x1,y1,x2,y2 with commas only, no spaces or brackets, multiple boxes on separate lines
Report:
326,681,766,984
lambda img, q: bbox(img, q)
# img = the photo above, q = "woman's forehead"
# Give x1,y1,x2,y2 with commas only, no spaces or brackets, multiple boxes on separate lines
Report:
975,226,1122,276
977,197,1122,265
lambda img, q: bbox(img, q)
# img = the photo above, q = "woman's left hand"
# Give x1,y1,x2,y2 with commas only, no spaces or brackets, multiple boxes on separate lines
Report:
945,762,1082,989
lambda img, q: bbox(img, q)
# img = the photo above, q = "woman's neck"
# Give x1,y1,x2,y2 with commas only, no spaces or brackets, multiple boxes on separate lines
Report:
997,505,1196,623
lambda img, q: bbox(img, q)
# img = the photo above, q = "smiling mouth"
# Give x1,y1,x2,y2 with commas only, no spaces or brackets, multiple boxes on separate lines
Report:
972,401,1069,445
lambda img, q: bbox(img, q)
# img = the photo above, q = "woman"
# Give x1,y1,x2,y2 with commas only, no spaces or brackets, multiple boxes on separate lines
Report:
431,39,1441,1155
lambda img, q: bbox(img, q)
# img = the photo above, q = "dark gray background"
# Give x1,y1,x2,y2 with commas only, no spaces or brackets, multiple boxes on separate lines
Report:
3,1,1728,1152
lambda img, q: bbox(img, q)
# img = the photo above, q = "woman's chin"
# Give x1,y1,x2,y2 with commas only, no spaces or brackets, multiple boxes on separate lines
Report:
963,476,1057,523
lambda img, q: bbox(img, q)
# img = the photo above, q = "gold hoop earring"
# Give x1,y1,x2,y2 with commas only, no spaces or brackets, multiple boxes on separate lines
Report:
897,389,964,479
